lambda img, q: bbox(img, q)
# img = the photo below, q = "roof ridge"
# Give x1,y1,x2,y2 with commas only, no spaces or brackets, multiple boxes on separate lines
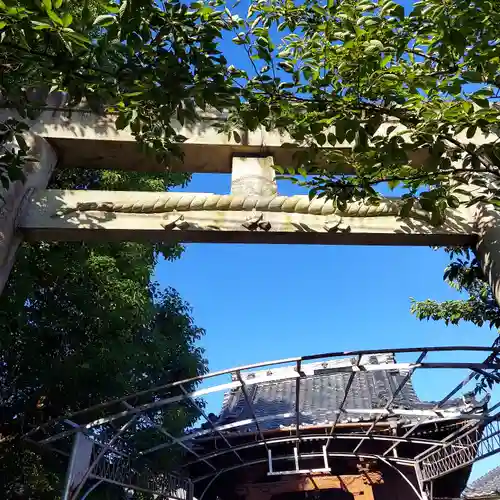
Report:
232,353,397,382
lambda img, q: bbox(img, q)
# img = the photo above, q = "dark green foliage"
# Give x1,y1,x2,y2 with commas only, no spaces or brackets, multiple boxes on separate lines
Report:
0,0,241,197
0,168,207,498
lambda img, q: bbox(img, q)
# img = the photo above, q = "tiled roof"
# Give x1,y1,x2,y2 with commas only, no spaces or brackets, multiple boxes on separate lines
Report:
463,467,500,498
215,353,479,432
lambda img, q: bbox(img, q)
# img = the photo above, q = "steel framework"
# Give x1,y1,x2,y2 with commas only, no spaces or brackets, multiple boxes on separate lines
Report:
22,346,500,500
416,418,500,482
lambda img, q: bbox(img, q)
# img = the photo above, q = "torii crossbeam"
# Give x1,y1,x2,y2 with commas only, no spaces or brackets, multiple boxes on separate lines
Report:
1,106,500,303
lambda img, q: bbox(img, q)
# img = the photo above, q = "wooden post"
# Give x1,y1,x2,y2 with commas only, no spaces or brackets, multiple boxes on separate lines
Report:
0,133,57,294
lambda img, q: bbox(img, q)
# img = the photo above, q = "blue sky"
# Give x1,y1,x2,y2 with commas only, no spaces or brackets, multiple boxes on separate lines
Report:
155,0,499,483
155,174,499,481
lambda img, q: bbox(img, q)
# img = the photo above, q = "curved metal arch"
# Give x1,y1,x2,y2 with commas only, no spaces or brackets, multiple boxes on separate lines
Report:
36,363,494,448
29,345,500,500
197,452,419,500
25,345,499,443
178,432,449,469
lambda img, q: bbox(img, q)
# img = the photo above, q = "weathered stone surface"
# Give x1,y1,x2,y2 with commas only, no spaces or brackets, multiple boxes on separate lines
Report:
20,189,474,246
474,203,500,307
0,133,57,293
231,156,277,197
27,108,494,173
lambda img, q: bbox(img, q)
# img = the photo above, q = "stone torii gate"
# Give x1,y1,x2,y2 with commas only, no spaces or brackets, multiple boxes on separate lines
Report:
1,105,500,300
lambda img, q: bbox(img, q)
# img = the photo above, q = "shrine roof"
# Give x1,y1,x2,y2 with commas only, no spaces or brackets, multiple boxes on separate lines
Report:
213,353,479,433
463,466,500,499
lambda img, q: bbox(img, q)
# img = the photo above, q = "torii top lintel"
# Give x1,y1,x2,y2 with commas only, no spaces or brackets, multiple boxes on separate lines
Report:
28,108,490,173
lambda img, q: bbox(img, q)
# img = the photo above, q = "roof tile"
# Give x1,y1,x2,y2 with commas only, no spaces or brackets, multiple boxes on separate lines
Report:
216,354,470,432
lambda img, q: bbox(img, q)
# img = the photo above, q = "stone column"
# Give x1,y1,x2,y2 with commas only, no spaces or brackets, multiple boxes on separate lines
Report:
0,133,57,294
474,202,500,306
231,156,277,197
453,172,500,307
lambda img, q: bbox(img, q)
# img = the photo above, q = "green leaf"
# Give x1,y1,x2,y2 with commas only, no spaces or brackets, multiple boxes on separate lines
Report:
257,103,270,121
393,4,404,19
62,12,72,27
47,9,63,25
31,21,53,30
388,179,400,190
366,114,383,136
472,97,489,108
335,120,347,143
382,73,398,81
316,133,326,146
462,71,483,83
99,0,120,13
93,14,116,26
63,28,90,46
311,4,327,16
466,126,477,139
42,0,52,11
119,0,128,17
278,61,294,72
364,39,384,54
380,55,392,68
115,112,131,130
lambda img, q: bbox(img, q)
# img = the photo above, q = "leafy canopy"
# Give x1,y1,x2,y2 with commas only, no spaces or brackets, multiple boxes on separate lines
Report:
0,0,241,193
0,171,207,497
224,0,500,224
3,0,500,223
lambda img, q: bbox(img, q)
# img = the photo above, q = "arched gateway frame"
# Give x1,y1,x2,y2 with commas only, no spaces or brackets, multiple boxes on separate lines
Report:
23,346,500,500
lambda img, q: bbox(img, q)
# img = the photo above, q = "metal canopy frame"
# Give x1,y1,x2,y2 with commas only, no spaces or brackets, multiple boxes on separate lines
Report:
22,346,500,500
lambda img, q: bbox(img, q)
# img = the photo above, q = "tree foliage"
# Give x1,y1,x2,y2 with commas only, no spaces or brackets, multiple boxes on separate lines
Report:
2,0,500,491
411,247,500,331
0,168,207,498
224,0,500,223
0,0,241,194
410,246,500,393
3,0,500,219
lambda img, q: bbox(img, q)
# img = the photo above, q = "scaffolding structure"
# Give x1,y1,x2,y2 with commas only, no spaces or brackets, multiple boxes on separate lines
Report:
23,346,500,500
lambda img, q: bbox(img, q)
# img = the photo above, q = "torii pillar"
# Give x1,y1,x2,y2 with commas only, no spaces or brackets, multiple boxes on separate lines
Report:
474,203,500,307
0,133,57,293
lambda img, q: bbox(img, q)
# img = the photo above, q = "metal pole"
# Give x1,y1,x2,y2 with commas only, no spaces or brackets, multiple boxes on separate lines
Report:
62,434,82,500
70,416,138,500
236,371,269,452
353,350,427,454
179,384,244,464
81,479,104,500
